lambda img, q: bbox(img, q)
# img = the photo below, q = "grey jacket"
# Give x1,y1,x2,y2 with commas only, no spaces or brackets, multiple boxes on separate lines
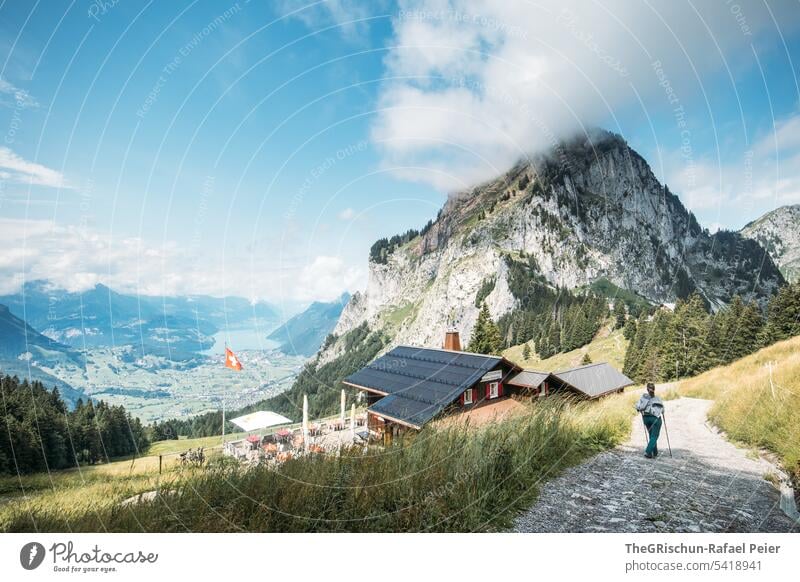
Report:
636,393,664,417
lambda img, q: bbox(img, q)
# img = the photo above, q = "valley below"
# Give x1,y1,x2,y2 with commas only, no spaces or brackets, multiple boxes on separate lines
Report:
35,339,306,425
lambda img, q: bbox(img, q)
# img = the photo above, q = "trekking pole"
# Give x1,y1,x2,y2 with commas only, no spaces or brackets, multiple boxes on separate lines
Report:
639,412,649,444
662,411,673,458
640,412,652,450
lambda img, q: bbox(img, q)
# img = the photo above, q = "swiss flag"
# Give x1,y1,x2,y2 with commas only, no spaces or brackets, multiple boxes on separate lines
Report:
225,348,243,371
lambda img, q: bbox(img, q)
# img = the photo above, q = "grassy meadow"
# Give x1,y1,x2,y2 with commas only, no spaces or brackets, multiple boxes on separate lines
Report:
0,430,237,531
0,393,636,532
5,334,797,533
677,335,800,482
504,324,628,371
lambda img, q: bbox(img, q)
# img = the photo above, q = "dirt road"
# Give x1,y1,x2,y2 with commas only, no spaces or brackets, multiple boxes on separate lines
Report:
513,397,798,532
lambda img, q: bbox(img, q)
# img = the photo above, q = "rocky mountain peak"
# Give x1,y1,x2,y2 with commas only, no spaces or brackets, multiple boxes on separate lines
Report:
740,204,800,282
324,129,784,361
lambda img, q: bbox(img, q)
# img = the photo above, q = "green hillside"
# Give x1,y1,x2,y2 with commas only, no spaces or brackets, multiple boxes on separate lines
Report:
504,323,628,371
677,334,800,483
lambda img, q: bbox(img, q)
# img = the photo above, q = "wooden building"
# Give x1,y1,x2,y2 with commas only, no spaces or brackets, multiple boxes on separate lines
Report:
343,340,522,443
507,362,633,399
343,333,633,442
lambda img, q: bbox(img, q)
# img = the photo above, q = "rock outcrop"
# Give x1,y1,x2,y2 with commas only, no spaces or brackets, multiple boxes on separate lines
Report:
741,204,800,283
325,130,783,360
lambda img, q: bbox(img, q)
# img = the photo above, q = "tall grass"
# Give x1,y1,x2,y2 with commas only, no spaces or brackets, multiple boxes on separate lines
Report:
678,335,800,482
1,394,634,532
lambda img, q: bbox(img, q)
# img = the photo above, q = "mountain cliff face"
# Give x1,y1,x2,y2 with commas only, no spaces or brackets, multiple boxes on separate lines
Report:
740,205,800,282
268,293,350,356
322,130,783,363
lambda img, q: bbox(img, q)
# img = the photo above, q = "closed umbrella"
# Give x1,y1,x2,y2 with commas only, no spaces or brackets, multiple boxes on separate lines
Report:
340,389,346,426
350,403,356,440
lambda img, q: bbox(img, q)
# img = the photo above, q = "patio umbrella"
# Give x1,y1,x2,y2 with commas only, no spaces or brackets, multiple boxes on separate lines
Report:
340,389,346,426
350,403,356,440
302,394,309,452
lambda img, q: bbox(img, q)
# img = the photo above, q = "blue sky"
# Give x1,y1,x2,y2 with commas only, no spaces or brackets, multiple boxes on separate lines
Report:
1,0,799,304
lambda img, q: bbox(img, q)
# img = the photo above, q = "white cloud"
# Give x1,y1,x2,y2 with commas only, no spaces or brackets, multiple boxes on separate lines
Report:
373,1,800,191
659,112,800,228
0,77,37,109
337,207,356,220
0,218,364,303
277,0,386,40
296,255,363,302
753,114,800,158
0,147,70,188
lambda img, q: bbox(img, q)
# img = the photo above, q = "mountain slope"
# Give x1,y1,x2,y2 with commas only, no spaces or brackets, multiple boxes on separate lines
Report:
0,304,79,361
678,334,800,485
504,323,628,372
329,130,783,358
0,304,85,405
268,293,349,356
740,204,800,282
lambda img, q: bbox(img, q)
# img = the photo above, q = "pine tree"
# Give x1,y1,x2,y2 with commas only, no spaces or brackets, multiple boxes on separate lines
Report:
522,342,531,360
623,317,637,341
468,303,503,355
738,301,764,356
468,303,490,353
0,375,148,475
581,352,592,365
661,294,712,378
484,318,503,355
760,281,800,345
613,301,626,329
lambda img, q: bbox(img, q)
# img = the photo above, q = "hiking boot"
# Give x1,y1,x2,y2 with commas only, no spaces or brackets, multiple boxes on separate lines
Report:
644,453,654,459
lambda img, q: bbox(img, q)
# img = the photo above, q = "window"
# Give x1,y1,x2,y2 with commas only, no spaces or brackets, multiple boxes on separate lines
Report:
463,388,473,405
489,382,499,398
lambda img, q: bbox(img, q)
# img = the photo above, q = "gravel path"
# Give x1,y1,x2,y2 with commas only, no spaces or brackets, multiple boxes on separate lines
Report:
513,396,799,533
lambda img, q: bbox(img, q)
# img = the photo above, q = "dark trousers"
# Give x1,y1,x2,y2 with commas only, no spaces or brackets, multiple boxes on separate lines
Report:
642,414,661,457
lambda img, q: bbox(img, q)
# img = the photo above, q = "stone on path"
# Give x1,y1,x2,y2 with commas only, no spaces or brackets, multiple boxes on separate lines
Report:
512,397,798,533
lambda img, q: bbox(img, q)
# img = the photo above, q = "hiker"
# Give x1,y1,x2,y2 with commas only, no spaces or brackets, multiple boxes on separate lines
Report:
635,382,664,458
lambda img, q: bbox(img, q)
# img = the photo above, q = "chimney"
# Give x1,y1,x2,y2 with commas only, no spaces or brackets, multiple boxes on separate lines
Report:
443,331,461,352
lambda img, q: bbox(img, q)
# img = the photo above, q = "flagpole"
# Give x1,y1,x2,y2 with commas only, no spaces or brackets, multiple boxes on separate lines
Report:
222,340,227,443
222,341,241,446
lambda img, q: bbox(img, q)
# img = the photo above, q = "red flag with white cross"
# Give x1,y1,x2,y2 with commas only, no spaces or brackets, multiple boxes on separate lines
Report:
225,347,243,371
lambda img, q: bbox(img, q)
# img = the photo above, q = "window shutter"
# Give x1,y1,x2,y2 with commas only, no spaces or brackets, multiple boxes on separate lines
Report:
498,382,504,397
460,391,465,405
485,384,490,399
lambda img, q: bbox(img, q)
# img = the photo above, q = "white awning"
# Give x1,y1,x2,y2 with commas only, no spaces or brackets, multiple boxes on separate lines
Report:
230,411,292,432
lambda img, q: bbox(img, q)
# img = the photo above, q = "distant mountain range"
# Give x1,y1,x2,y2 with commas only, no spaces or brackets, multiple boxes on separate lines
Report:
741,204,800,283
0,304,85,406
0,281,281,360
268,293,350,356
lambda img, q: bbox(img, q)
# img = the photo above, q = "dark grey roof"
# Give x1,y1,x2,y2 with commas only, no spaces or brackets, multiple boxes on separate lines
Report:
369,394,442,429
344,345,515,428
552,362,633,398
507,370,550,388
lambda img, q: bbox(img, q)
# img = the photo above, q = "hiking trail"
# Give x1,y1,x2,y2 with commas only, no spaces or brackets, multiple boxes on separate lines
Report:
512,395,798,533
